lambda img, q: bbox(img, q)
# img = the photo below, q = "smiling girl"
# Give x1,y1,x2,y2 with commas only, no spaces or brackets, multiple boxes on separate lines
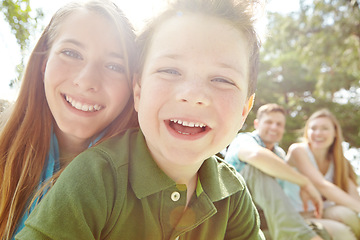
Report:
0,0,138,238
285,109,360,240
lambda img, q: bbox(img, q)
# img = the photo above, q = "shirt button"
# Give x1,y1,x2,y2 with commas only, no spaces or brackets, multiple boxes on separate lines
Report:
171,191,181,202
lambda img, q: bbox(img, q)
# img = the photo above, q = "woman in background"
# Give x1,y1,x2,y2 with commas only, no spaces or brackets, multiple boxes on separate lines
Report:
285,108,360,240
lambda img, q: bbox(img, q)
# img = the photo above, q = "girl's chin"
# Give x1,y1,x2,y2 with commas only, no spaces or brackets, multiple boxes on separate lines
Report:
311,143,331,149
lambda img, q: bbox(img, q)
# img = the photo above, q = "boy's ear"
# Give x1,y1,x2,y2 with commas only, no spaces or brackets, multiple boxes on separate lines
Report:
242,93,255,118
238,94,255,131
133,74,141,113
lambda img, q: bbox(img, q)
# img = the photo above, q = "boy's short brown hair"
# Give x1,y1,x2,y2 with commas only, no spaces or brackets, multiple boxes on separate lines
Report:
136,0,263,98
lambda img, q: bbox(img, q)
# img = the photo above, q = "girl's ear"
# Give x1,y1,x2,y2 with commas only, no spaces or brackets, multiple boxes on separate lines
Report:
41,58,48,76
133,74,141,113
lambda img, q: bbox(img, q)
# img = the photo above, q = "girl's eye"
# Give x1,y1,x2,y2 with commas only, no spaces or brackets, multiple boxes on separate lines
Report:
107,64,125,73
158,69,180,75
61,49,82,59
212,77,235,86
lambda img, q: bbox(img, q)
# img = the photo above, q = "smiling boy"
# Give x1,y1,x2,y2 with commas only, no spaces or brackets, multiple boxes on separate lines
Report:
17,0,265,239
133,13,254,206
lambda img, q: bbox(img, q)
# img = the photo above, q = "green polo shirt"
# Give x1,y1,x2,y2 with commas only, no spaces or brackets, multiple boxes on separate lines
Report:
17,128,264,240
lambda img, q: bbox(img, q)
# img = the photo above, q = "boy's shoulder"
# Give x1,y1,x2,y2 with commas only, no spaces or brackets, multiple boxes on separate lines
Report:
200,155,247,201
89,128,142,168
216,156,247,186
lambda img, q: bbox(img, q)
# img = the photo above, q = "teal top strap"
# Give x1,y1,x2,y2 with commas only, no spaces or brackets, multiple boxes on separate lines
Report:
13,132,60,239
12,131,103,239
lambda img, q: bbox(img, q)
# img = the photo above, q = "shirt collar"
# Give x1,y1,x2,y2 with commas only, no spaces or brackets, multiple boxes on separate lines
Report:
129,130,175,199
129,129,244,201
251,130,283,157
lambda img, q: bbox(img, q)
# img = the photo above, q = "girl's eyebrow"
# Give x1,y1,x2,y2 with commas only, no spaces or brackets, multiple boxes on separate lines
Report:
59,38,124,59
59,38,85,49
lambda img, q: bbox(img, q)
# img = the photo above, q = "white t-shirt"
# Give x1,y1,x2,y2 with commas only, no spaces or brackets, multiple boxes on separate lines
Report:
283,144,334,212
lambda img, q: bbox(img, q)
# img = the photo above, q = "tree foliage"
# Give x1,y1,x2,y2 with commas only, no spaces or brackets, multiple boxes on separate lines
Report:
1,0,359,150
0,0,43,86
242,0,360,151
0,99,10,114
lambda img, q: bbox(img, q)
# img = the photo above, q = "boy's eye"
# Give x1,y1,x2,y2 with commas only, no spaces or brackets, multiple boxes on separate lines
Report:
61,49,82,60
158,69,180,75
212,77,235,86
107,64,125,73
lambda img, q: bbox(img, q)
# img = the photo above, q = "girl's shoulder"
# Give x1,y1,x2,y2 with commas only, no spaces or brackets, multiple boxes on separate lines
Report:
287,143,309,165
288,142,307,153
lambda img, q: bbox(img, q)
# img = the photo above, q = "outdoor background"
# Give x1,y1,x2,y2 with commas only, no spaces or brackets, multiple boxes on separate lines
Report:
0,0,359,174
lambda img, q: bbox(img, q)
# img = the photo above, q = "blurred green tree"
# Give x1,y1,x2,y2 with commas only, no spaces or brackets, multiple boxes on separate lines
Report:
0,0,43,87
242,0,360,151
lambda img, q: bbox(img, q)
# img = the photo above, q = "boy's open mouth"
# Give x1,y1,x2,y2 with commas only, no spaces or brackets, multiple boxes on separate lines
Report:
168,119,207,135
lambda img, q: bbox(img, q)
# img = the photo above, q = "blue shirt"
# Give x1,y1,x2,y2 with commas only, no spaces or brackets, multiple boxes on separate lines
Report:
12,133,60,239
224,131,286,187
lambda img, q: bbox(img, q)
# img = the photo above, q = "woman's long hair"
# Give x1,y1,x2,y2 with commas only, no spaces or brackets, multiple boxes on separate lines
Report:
0,1,138,238
303,109,358,192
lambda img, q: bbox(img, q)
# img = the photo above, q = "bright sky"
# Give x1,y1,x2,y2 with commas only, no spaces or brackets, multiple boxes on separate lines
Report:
0,0,300,102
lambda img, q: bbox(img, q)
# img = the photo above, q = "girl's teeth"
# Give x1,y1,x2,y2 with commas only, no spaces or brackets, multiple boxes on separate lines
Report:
65,95,102,112
94,104,101,111
81,104,89,111
75,102,82,110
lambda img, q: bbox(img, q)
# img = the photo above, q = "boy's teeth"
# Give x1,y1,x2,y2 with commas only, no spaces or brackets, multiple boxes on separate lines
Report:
65,95,102,112
170,119,206,128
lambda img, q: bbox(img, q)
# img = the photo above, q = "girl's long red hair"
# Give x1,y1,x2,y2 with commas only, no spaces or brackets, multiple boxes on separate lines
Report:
0,1,138,238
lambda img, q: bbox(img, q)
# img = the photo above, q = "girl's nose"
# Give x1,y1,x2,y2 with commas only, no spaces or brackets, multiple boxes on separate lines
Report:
72,63,101,92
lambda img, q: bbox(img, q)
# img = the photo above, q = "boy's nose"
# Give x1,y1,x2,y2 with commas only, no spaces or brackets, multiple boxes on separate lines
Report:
176,79,210,106
72,64,101,92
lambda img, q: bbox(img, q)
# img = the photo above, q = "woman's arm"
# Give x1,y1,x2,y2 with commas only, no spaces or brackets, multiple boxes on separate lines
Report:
240,144,312,187
348,178,360,201
287,143,360,213
238,143,323,217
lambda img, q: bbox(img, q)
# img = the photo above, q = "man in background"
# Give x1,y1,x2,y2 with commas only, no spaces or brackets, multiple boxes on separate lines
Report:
225,103,327,240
